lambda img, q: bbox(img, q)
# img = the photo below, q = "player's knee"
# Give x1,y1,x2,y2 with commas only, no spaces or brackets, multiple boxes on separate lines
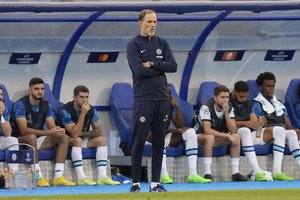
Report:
182,128,197,141
204,134,214,146
60,134,68,143
96,136,107,146
237,127,251,142
71,137,83,146
285,130,298,141
6,137,19,150
273,126,285,139
232,134,241,145
22,134,37,145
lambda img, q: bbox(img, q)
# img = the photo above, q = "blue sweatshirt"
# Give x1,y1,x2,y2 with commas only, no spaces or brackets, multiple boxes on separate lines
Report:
127,35,177,101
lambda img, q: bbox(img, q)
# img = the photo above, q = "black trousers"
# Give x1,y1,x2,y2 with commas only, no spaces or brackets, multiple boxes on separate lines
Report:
131,100,170,183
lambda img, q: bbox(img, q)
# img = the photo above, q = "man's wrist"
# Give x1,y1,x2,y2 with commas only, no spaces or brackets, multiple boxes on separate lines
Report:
150,61,154,67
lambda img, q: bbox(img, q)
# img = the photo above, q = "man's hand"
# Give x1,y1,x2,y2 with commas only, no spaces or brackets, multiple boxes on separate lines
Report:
246,120,260,130
50,126,66,135
81,102,91,115
222,102,229,113
0,101,5,115
227,133,235,143
142,61,152,68
169,96,178,108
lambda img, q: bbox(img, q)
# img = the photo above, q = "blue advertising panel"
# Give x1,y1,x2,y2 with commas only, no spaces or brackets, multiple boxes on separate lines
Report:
214,50,245,61
6,150,35,164
264,50,295,61
9,53,41,64
87,52,119,63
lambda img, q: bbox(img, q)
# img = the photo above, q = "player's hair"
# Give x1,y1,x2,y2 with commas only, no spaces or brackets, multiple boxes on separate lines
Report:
214,84,229,96
138,9,156,21
256,72,276,86
73,85,89,96
29,77,44,87
234,81,249,93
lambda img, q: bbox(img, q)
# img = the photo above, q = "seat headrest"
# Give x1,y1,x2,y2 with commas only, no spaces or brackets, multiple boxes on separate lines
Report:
286,79,300,104
0,83,13,112
110,83,133,110
246,80,259,100
197,81,219,106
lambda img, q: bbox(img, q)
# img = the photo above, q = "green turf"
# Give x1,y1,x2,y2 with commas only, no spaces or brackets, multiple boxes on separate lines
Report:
2,189,300,200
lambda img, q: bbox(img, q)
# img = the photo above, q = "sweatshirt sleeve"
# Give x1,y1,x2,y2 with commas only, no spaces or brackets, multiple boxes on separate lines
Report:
151,39,177,73
127,40,163,77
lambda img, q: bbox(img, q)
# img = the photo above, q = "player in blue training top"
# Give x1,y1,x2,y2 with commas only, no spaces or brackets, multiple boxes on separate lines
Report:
252,72,300,181
0,86,19,173
10,77,75,187
57,85,119,186
127,9,177,192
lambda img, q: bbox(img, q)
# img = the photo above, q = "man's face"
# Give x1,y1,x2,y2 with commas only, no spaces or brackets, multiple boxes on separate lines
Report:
214,91,229,108
235,91,249,103
73,92,89,108
139,13,157,37
29,83,44,100
260,80,275,99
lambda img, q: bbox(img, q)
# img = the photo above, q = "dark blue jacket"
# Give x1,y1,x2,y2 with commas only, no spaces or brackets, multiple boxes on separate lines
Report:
127,35,177,101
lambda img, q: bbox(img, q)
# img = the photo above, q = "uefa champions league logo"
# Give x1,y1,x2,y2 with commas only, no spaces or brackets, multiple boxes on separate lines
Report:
25,152,32,162
12,153,17,161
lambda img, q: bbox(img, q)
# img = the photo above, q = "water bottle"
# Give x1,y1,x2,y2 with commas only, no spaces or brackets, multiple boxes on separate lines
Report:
33,169,39,189
9,169,15,189
26,168,33,190
256,117,263,138
4,168,9,189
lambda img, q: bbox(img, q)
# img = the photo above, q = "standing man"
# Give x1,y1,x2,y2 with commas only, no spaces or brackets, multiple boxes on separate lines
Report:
127,9,177,192
196,85,248,182
0,86,19,173
252,72,300,180
10,77,75,187
57,85,119,186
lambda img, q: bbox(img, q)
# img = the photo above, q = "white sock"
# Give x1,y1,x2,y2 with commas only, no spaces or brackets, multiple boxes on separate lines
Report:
182,129,198,176
132,182,140,187
54,163,64,179
285,130,300,168
203,157,212,175
71,147,86,180
272,127,286,174
150,182,159,189
238,127,260,172
160,149,169,177
231,157,240,175
96,146,108,179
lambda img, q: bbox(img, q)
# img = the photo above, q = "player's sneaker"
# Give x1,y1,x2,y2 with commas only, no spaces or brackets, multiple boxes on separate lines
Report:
160,175,173,184
52,176,76,186
112,173,132,184
77,178,97,186
129,184,140,193
232,173,248,181
37,176,50,187
254,171,268,181
149,184,167,192
203,174,214,181
97,177,120,185
273,172,294,181
187,174,212,183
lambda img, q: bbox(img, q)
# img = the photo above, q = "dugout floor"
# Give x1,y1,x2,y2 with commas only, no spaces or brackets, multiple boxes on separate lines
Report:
1,180,300,196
